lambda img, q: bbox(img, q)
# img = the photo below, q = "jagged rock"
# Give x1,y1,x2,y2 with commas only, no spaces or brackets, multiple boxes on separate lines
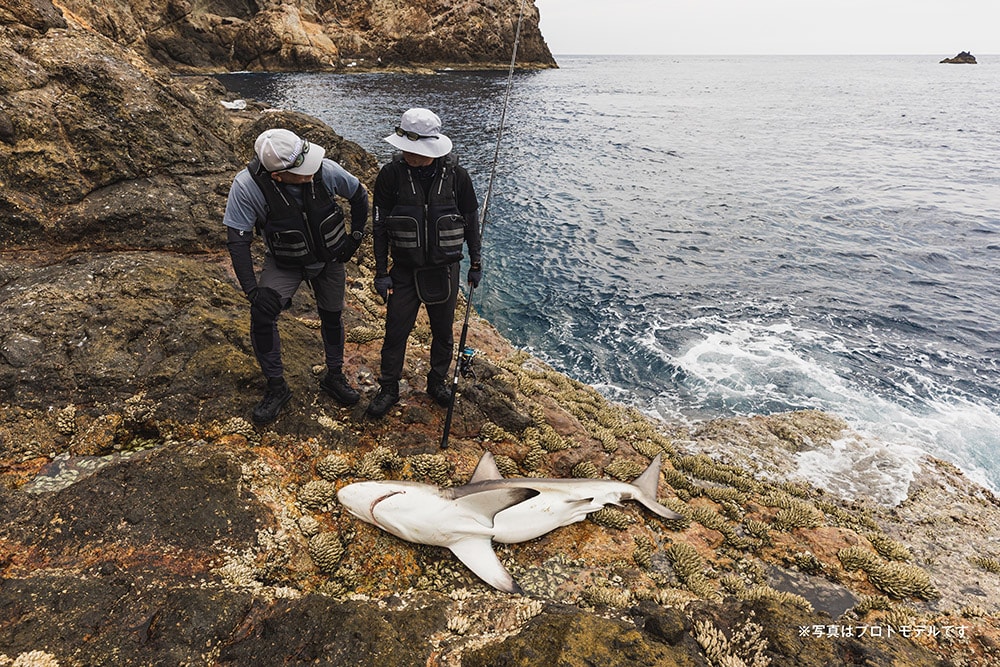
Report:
51,0,555,72
940,51,977,64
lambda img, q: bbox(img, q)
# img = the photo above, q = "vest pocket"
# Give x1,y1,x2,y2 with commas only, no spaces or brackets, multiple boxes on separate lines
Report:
431,214,465,264
318,208,346,258
386,215,423,266
268,229,317,266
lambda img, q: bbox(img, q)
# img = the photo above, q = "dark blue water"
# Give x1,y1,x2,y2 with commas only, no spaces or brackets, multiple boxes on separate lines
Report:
218,55,1000,498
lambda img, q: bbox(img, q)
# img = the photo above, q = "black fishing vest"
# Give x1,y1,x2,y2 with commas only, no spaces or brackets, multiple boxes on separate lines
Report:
247,157,346,268
384,155,466,268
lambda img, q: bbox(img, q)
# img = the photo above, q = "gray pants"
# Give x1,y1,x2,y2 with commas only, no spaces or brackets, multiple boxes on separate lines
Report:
251,256,346,379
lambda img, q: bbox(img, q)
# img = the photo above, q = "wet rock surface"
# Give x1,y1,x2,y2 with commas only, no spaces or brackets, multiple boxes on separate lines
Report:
2,2,1000,666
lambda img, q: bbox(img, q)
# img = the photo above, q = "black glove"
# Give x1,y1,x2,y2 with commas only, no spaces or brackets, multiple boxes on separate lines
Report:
248,286,283,320
373,274,393,302
335,236,360,263
467,262,482,289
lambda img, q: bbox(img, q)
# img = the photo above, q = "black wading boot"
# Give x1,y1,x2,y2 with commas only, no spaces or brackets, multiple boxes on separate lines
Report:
320,371,361,406
426,375,454,408
252,377,291,424
366,382,399,418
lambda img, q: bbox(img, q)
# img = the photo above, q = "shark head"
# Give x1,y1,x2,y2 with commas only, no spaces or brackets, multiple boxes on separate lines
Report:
336,480,404,525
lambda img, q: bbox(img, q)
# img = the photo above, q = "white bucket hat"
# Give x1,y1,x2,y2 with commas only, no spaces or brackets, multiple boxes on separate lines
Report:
254,128,325,175
383,108,453,158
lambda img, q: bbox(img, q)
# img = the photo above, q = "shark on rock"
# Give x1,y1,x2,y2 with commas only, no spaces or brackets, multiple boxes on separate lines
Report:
336,451,684,593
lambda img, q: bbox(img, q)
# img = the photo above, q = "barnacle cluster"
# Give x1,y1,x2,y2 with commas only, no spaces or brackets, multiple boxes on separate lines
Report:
446,614,472,635
838,546,880,572
308,532,345,574
407,453,451,486
316,452,353,481
582,582,633,608
633,535,655,569
693,615,771,667
219,416,260,444
742,519,771,543
570,460,600,479
604,458,645,481
346,325,383,344
866,561,938,600
589,507,635,530
55,404,77,435
838,547,937,600
0,651,61,667
772,500,823,531
969,555,1000,574
866,533,912,562
479,420,517,443
521,445,546,472
298,515,321,538
792,551,825,575
665,542,714,598
298,479,337,510
493,454,519,478
356,445,402,480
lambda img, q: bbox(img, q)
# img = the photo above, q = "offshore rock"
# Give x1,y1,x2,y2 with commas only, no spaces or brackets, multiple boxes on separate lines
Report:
940,51,977,64
51,0,556,72
2,1,1000,666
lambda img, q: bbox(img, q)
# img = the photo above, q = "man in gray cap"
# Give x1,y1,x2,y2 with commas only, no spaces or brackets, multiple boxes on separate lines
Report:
367,108,482,418
224,128,369,424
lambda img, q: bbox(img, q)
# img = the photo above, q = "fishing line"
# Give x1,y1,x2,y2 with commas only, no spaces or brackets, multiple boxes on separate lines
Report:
441,0,528,449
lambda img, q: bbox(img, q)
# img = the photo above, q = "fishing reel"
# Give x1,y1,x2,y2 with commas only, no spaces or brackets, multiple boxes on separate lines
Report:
459,346,478,379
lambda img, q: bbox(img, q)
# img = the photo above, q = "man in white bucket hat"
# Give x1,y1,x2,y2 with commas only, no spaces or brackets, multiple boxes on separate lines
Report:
223,128,369,424
367,108,482,418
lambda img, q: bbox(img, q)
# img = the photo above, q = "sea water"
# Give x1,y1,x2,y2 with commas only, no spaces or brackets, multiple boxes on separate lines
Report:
218,55,1000,501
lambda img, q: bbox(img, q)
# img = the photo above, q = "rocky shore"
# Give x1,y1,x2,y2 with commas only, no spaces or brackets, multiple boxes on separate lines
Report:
2,1,999,665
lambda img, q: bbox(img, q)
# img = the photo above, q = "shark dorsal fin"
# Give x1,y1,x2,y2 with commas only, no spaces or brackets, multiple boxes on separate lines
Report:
452,487,538,528
469,451,505,483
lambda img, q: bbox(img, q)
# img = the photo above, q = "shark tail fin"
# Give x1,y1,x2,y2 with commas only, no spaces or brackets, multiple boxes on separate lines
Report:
631,454,684,520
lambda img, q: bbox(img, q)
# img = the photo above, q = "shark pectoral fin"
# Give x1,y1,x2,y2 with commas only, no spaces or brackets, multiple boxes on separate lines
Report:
452,488,539,528
468,451,505,483
449,538,523,595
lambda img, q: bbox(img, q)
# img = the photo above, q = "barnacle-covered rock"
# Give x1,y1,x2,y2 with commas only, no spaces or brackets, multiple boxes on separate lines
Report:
570,460,600,479
308,532,345,574
604,458,645,481
298,479,337,510
852,594,893,616
316,453,353,481
742,519,771,542
665,542,713,597
631,437,666,460
447,614,472,635
589,507,635,530
408,453,451,486
792,551,825,575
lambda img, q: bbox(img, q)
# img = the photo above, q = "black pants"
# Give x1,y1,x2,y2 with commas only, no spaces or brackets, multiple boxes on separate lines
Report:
379,263,459,386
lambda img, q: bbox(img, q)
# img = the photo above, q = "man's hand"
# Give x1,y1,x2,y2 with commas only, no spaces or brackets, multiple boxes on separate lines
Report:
467,262,482,288
373,274,393,302
248,286,283,320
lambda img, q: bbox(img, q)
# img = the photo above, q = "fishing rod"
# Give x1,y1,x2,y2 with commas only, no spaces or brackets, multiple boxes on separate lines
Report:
440,0,528,449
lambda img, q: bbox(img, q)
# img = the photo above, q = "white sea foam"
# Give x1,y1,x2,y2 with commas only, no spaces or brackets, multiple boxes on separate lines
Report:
660,320,999,501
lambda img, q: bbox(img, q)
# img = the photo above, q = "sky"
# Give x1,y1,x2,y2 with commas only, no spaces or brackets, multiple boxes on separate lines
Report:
534,0,1000,56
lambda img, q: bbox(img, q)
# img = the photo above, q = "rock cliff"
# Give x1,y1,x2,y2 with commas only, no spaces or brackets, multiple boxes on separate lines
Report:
52,0,555,72
2,1,999,666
